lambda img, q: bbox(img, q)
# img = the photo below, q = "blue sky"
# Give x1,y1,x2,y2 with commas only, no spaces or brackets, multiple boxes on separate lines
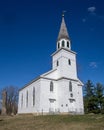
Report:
0,0,104,89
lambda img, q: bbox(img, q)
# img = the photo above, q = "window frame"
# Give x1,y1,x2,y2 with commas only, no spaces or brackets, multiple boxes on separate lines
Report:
62,40,65,47
70,93,73,97
33,87,35,106
21,93,23,108
50,81,54,92
57,60,59,66
67,41,69,48
69,81,72,92
68,59,71,65
26,91,28,107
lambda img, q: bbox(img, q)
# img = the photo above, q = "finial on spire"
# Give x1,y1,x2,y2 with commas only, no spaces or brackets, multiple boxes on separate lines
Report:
62,10,66,17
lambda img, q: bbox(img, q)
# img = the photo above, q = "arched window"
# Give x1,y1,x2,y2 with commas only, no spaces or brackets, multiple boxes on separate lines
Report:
50,81,54,92
67,41,69,48
26,91,28,107
58,42,60,49
21,93,23,108
62,40,65,47
69,81,72,92
33,87,35,106
68,59,71,65
57,60,59,66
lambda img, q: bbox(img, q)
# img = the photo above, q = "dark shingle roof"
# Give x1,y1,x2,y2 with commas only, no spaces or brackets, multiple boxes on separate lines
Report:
57,16,70,41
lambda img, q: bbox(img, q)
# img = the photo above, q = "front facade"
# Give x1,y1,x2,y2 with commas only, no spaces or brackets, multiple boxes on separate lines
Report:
18,15,84,115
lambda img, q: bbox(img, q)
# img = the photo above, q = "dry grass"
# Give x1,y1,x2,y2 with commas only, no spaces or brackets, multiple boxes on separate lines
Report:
0,114,104,130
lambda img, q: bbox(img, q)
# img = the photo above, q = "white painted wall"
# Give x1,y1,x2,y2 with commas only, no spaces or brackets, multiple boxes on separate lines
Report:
56,79,83,113
39,79,58,113
52,49,77,79
18,78,84,114
18,79,41,114
41,69,59,79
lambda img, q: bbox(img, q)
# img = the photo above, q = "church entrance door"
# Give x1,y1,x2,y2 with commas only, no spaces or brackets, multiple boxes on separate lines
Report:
69,99,75,112
49,99,56,113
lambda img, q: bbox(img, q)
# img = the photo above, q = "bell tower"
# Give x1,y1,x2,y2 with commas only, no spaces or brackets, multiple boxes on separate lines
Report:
52,14,77,79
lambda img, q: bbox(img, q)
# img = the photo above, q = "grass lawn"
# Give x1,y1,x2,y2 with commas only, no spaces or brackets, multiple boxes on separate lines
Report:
0,114,104,130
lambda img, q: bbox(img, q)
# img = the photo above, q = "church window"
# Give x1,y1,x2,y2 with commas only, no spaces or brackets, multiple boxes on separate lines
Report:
61,104,63,107
69,81,72,92
21,93,23,108
67,41,69,48
58,42,60,49
70,93,73,97
57,60,59,66
33,87,35,106
50,81,54,92
62,40,65,47
70,99,73,103
68,59,71,65
26,91,28,107
69,99,75,103
49,99,55,103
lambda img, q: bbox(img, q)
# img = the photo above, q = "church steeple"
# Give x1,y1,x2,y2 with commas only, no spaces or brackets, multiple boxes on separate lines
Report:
57,13,71,50
57,14,70,41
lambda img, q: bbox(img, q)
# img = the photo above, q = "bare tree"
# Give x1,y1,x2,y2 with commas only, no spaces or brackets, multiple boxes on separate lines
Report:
1,86,19,115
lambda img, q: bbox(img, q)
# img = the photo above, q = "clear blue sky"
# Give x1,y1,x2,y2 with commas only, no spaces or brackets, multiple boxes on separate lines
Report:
0,0,104,89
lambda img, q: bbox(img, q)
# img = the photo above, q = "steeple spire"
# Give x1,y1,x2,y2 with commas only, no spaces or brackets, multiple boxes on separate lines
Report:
57,12,70,41
57,13,71,50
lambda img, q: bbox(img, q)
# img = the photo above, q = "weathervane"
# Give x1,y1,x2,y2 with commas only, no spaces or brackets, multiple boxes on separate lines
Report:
62,10,67,17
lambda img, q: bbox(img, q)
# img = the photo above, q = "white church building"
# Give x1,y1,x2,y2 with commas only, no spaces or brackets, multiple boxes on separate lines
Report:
18,15,84,115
